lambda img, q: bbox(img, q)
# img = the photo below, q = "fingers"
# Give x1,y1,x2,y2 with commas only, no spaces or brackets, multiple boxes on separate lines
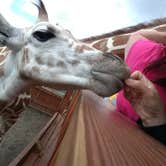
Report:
130,70,143,80
125,71,153,91
125,78,144,91
123,85,141,104
124,71,147,102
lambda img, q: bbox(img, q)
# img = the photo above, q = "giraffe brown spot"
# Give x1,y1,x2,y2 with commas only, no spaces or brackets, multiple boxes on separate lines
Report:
92,39,108,53
0,64,4,76
0,55,6,62
32,66,40,74
70,59,80,66
75,44,94,54
23,48,30,65
56,61,66,68
36,55,56,67
111,49,125,59
47,61,54,67
36,57,43,64
112,34,130,46
155,25,166,32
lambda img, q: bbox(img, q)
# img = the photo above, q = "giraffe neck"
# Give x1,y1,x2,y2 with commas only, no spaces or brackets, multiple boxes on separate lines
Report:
90,34,129,59
90,24,166,59
0,51,29,101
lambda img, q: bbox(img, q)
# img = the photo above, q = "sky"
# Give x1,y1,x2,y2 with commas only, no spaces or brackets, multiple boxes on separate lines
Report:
0,0,166,39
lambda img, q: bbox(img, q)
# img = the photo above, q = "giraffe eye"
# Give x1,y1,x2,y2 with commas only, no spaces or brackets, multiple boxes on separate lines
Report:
33,30,55,42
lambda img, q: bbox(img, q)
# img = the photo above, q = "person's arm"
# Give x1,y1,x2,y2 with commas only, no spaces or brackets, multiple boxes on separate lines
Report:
124,71,166,144
138,29,166,44
124,71,166,127
125,29,166,58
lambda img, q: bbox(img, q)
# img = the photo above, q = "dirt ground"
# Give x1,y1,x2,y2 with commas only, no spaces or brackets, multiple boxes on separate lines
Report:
0,107,51,166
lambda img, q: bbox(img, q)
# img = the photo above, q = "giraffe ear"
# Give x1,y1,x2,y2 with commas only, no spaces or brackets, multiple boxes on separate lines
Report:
0,0,48,50
0,13,23,50
32,0,49,22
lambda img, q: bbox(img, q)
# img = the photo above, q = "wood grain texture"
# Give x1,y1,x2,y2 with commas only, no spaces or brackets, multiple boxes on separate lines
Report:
50,94,87,166
9,90,80,166
50,90,166,166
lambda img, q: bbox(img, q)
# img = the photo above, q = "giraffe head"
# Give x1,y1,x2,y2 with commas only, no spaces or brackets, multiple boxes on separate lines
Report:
0,0,130,99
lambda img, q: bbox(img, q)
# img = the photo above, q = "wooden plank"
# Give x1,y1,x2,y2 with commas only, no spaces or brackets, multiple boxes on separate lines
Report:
9,112,58,166
50,90,166,166
11,90,80,166
18,113,63,166
0,107,50,166
49,93,84,166
30,87,63,114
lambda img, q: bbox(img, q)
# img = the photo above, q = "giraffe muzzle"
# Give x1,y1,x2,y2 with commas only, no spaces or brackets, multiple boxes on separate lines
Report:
90,53,130,97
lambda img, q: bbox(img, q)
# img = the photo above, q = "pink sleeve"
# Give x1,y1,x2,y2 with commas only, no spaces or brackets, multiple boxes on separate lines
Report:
116,39,166,122
126,39,165,71
125,39,166,74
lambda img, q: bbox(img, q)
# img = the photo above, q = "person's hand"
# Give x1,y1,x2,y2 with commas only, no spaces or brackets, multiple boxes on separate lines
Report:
124,71,166,127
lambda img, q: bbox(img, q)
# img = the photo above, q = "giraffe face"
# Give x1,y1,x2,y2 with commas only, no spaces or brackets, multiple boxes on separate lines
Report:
17,22,130,97
0,1,130,98
23,22,94,73
0,19,130,97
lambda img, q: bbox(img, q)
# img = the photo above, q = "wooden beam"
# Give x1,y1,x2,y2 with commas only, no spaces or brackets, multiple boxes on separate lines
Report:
50,90,166,166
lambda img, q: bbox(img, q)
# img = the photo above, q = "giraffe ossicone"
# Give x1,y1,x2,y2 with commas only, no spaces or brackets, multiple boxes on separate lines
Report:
0,0,130,102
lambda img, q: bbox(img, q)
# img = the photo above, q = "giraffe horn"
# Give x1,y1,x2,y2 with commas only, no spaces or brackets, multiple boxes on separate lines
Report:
32,0,49,22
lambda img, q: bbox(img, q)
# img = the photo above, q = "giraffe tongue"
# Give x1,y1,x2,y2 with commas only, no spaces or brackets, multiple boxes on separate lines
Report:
90,54,130,96
90,70,124,97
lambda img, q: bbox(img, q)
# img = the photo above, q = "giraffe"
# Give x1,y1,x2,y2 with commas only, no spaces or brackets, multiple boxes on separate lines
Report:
0,0,130,105
87,20,166,59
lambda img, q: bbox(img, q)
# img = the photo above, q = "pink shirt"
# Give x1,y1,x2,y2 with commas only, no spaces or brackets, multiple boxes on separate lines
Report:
116,39,166,121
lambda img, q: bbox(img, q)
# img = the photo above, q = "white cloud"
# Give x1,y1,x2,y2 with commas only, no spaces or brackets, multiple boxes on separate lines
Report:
0,0,37,27
0,0,165,39
42,0,132,38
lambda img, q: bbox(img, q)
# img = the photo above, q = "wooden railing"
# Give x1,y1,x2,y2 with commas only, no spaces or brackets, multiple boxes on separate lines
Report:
8,90,81,166
50,90,166,166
